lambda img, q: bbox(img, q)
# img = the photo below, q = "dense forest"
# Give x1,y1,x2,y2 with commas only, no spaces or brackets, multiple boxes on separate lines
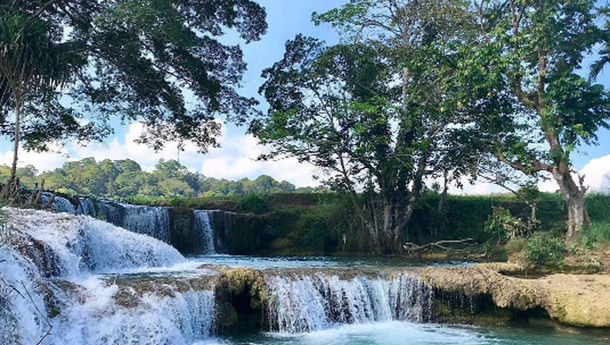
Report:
0,158,324,198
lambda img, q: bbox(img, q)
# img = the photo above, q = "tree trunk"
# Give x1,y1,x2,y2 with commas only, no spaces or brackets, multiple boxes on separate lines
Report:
4,97,22,200
551,166,589,242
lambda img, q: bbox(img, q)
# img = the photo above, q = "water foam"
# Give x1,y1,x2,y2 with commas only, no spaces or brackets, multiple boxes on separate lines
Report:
5,208,183,276
265,272,433,333
194,210,216,254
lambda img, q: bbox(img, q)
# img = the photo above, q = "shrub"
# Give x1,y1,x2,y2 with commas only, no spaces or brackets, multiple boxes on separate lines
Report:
582,222,610,247
525,233,565,266
505,238,527,255
483,206,527,244
237,194,270,214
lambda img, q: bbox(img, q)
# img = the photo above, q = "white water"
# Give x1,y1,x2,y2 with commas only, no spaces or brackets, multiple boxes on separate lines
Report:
4,208,183,276
40,192,77,214
1,208,219,345
48,278,216,345
194,210,216,254
77,197,97,217
0,246,50,345
121,204,171,243
264,272,433,333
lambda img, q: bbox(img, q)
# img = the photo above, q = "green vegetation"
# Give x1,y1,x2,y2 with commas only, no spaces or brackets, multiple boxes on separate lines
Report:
0,158,324,199
1,0,609,255
483,207,528,245
253,0,610,252
525,233,565,267
0,0,267,199
454,0,610,241
129,191,609,256
582,222,610,248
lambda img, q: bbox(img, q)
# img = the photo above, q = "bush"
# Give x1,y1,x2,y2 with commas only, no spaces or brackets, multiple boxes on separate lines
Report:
525,233,565,266
237,194,270,214
483,206,527,244
582,222,610,247
505,238,527,255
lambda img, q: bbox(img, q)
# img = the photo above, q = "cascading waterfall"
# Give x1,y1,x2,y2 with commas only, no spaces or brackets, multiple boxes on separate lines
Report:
95,199,124,225
120,204,171,243
193,210,216,254
264,272,434,333
40,192,77,214
77,197,97,217
4,207,183,276
48,279,217,345
1,207,219,345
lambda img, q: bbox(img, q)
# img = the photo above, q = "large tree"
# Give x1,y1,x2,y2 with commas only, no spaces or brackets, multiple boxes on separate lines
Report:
0,0,267,196
254,29,502,252
464,0,610,241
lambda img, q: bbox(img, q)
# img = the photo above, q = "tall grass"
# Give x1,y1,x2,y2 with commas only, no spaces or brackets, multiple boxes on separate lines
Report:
583,222,610,247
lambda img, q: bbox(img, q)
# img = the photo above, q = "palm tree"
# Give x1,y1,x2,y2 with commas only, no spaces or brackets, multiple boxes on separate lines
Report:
0,9,67,200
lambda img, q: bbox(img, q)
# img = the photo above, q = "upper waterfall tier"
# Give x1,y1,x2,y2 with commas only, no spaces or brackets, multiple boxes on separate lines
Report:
4,207,184,277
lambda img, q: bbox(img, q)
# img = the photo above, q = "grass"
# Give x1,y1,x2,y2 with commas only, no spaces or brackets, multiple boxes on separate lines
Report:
583,222,610,248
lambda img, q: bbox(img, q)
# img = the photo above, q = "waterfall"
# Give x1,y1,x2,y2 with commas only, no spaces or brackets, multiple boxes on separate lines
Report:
193,210,215,254
264,272,433,333
4,208,183,277
37,196,176,247
48,279,217,345
40,192,77,214
77,197,96,217
0,246,50,345
1,246,215,345
119,204,171,243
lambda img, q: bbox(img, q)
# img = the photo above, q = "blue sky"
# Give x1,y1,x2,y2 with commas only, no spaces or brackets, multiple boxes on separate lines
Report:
1,0,609,191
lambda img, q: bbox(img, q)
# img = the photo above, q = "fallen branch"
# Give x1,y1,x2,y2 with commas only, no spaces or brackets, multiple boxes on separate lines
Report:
403,238,476,253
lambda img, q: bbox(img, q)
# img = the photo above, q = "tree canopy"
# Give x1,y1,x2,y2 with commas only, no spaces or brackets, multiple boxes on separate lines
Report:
0,158,314,198
0,0,267,152
253,0,507,252
456,0,610,240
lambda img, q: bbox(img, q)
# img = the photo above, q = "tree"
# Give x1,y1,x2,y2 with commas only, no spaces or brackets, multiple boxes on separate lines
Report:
466,0,610,241
0,8,78,197
254,1,500,253
0,1,267,196
254,31,499,253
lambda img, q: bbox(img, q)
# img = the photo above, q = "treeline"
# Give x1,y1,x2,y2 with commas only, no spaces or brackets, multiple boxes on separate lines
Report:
0,158,324,198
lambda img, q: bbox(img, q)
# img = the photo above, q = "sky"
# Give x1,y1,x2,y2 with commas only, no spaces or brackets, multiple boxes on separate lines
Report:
1,0,609,193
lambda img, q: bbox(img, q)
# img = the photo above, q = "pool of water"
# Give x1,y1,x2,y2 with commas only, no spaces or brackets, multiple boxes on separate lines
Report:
190,254,472,269
99,254,470,278
213,321,609,345
94,256,609,345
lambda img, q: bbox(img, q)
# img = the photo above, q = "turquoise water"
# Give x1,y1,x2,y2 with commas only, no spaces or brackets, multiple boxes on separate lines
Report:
219,321,609,345
99,255,608,345
190,254,473,269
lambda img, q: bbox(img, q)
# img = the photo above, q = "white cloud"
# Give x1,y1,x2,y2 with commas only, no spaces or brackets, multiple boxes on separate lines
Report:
0,143,68,173
0,122,320,187
200,126,319,186
1,123,607,191
538,155,610,194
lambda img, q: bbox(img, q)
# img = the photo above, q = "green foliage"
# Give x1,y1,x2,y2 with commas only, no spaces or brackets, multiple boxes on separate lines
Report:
483,207,527,244
237,194,269,214
457,0,610,236
525,233,565,267
584,193,610,223
1,0,267,153
504,238,527,255
0,158,312,199
582,222,610,248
